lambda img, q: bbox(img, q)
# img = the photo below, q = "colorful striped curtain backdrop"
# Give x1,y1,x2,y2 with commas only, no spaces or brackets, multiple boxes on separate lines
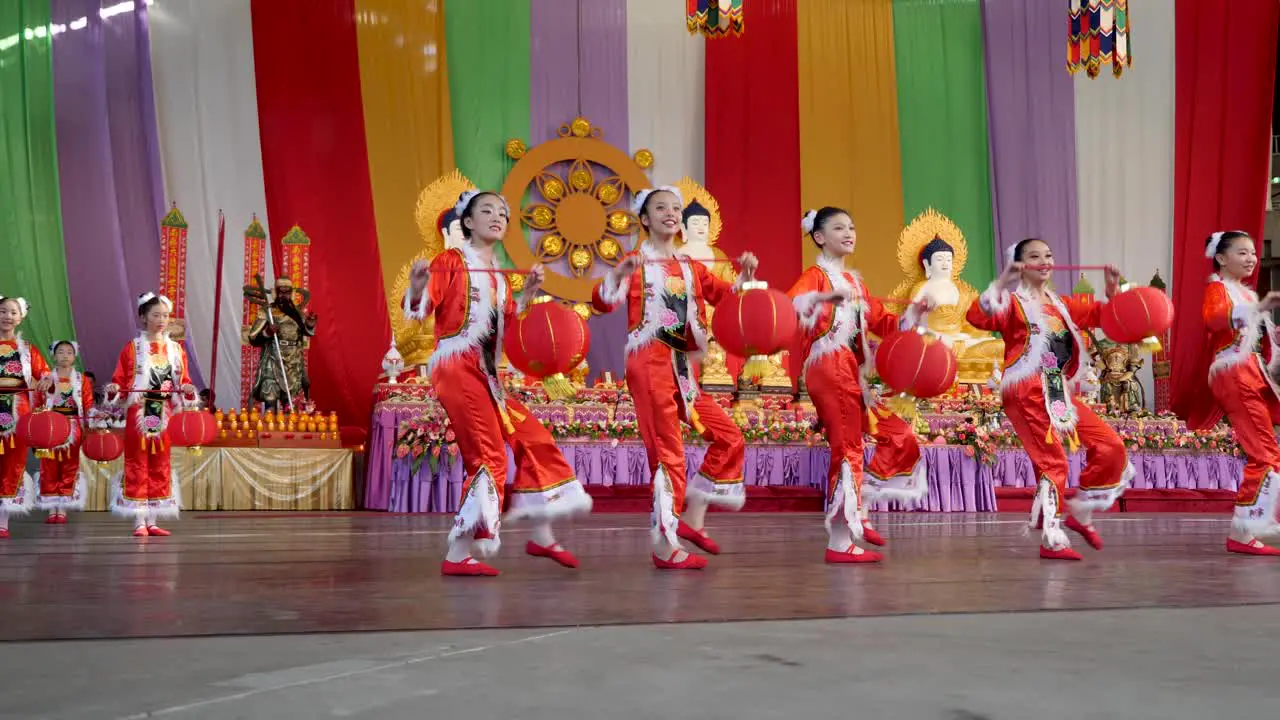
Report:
0,0,1274,423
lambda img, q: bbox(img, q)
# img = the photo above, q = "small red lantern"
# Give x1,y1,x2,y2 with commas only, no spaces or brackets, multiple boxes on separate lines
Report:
21,410,71,450
1101,286,1174,344
711,281,798,382
875,329,957,398
504,298,591,400
168,409,218,447
82,428,125,463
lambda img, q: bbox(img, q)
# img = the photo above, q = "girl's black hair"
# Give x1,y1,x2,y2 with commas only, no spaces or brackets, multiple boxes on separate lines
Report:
638,188,680,220
138,296,165,319
808,206,851,246
51,340,76,355
458,192,507,239
1010,237,1047,262
1206,231,1252,272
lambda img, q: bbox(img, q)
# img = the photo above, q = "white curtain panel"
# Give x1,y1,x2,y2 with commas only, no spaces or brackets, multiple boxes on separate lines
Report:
148,0,274,410
1072,0,1175,409
626,0,706,185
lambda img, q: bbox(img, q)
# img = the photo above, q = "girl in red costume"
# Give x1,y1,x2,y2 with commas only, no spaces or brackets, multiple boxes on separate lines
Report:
104,293,197,537
592,186,757,570
966,239,1131,560
0,295,53,538
405,190,593,577
1180,231,1280,555
787,207,931,564
35,340,93,523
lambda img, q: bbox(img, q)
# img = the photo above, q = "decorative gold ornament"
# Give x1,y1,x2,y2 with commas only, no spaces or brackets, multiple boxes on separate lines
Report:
499,117,652,302
572,303,591,320
509,272,526,293
505,138,527,159
633,149,654,169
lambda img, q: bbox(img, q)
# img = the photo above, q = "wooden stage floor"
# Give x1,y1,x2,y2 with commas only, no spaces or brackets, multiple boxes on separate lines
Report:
3,512,1279,643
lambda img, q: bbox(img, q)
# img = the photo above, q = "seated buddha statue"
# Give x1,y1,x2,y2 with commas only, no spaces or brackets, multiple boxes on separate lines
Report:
678,194,737,389
890,211,1003,386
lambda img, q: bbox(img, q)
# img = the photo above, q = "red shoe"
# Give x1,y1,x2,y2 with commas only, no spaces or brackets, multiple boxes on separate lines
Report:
1065,515,1103,550
146,526,171,537
441,557,500,576
44,515,59,524
861,521,886,547
526,541,579,569
1226,538,1280,556
56,514,67,524
824,547,883,564
0,529,9,539
1040,545,1083,561
652,550,707,570
133,526,149,537
677,520,720,555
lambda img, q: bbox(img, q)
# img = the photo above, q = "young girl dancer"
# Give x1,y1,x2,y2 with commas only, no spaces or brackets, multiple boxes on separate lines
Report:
406,190,592,577
104,293,196,537
966,239,1131,560
1180,231,1280,554
787,207,931,563
592,186,756,569
36,341,93,523
0,296,52,538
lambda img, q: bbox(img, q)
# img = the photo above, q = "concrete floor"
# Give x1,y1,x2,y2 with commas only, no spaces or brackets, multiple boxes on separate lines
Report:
4,605,1278,720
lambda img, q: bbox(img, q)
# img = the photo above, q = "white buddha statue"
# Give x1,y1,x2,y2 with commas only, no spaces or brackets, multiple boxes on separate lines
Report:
440,208,466,251
680,200,736,284
911,236,995,352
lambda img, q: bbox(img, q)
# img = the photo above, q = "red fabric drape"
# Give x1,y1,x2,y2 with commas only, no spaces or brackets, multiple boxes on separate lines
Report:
1169,0,1279,428
705,0,801,385
251,0,389,424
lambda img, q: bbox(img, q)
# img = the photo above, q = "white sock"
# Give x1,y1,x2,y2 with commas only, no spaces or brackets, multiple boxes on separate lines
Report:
0,508,8,531
133,511,147,530
683,498,708,530
146,510,158,527
445,538,474,563
530,523,555,547
827,522,854,552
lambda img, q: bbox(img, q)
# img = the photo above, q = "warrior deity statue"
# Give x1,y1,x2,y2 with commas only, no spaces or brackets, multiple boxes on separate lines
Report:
247,276,316,410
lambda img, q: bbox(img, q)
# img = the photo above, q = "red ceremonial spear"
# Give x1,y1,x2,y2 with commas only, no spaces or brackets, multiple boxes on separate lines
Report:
208,210,227,407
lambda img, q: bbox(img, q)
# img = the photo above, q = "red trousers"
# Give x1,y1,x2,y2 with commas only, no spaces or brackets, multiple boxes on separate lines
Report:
0,433,30,507
1002,378,1128,519
1209,358,1280,526
433,354,582,541
627,343,745,528
123,405,174,503
38,443,81,503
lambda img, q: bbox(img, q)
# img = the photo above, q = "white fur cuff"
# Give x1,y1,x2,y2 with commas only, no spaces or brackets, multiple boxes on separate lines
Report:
1231,305,1256,330
979,283,1011,316
599,272,629,308
793,291,823,330
402,290,429,321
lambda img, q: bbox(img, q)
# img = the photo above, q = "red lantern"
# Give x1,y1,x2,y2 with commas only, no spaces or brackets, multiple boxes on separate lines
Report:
21,410,71,450
1101,286,1174,344
504,298,591,400
168,409,218,447
711,281,798,381
82,428,125,463
875,329,957,398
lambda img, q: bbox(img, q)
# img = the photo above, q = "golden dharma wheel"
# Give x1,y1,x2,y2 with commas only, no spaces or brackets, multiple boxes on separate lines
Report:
569,247,593,271
598,238,621,260
540,233,566,258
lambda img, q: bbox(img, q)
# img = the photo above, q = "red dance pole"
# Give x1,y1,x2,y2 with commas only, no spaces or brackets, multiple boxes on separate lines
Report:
208,211,227,407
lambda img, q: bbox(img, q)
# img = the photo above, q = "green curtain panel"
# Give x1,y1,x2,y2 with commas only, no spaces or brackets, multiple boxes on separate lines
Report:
444,0,531,268
893,0,995,288
0,0,76,347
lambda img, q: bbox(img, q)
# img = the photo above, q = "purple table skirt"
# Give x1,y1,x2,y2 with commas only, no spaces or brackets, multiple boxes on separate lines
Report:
365,406,1243,514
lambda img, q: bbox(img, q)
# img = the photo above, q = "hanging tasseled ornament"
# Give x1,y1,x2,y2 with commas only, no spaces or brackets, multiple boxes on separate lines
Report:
1069,1,1131,79
687,0,743,39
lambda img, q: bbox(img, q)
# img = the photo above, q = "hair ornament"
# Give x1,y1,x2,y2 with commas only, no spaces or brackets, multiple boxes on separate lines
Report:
631,185,683,216
801,209,818,235
0,295,29,317
49,340,80,356
137,292,173,311
454,190,509,219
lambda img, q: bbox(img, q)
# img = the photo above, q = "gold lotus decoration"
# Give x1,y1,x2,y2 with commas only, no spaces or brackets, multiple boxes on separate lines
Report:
500,116,654,303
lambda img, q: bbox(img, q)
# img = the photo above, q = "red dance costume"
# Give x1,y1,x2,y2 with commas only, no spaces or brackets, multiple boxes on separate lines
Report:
591,244,746,556
0,337,50,519
108,335,192,520
36,368,94,512
788,257,927,555
967,283,1131,555
405,245,591,559
1194,276,1280,544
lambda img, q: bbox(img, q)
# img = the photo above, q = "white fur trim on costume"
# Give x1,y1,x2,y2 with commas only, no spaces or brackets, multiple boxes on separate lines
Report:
1231,470,1280,538
978,282,1012,317
651,465,682,549
34,472,88,511
824,460,864,541
449,467,502,555
402,287,430,321
428,245,508,376
454,190,509,219
123,334,185,412
624,243,706,358
792,291,825,330
504,479,594,524
598,268,630,308
631,185,683,216
863,458,928,507
997,287,1090,399
0,472,35,515
1207,278,1280,391
688,474,747,510
1025,478,1070,550
1068,462,1132,524
800,209,818,235
107,469,182,519
802,258,859,372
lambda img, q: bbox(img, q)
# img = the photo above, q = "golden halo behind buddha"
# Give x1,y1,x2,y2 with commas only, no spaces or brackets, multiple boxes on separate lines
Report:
673,177,722,248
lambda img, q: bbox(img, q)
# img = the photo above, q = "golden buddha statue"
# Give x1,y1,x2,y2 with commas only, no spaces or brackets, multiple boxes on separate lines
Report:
390,170,476,375
889,208,1002,385
674,177,737,388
